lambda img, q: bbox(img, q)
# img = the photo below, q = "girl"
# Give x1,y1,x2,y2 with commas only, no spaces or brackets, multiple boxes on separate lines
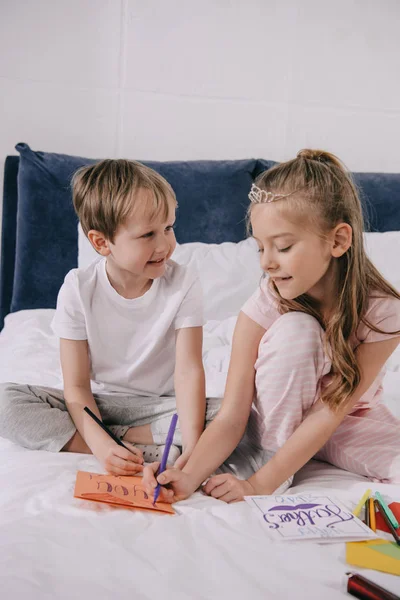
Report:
144,149,400,503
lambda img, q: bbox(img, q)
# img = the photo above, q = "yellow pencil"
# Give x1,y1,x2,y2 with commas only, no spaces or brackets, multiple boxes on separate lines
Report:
369,497,376,531
352,488,372,517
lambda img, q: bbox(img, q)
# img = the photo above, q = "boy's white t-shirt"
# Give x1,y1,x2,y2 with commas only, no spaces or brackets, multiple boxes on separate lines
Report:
52,258,204,397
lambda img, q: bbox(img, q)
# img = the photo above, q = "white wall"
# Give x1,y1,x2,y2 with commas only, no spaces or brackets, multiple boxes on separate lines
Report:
1,0,400,244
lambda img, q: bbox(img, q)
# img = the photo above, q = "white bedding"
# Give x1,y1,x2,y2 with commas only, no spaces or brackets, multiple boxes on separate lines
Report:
1,436,399,600
1,310,400,599
1,308,399,414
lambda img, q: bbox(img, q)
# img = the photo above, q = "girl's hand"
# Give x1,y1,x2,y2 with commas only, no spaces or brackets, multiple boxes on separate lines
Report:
203,473,256,503
96,440,144,476
142,462,197,503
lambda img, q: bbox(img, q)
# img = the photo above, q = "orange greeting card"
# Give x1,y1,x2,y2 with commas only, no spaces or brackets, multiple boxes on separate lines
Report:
74,471,174,515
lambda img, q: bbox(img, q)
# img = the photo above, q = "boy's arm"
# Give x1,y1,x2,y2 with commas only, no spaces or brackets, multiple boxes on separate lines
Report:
60,338,143,474
234,336,400,497
174,326,206,467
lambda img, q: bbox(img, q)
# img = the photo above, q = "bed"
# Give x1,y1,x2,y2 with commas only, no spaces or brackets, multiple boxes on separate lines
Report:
0,143,399,599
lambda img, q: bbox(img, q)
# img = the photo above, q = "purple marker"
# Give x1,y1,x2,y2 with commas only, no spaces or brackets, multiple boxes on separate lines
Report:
153,413,178,505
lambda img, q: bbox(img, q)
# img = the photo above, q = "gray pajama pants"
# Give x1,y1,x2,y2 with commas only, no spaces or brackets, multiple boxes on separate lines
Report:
0,382,220,452
0,382,292,491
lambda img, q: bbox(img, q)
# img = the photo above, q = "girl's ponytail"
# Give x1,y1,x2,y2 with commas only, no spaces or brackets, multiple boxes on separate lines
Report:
297,148,345,171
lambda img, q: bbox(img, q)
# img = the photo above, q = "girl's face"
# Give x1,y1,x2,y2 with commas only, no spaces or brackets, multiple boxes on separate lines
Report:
251,203,340,302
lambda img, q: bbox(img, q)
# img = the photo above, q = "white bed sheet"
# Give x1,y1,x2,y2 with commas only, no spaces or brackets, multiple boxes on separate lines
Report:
0,310,399,599
1,308,399,415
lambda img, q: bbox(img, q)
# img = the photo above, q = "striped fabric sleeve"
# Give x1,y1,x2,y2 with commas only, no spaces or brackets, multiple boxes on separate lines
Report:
241,279,281,330
361,295,400,343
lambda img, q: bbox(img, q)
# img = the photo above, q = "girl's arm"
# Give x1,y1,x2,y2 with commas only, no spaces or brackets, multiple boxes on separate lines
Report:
174,326,206,468
60,338,143,474
143,312,266,500
232,336,400,498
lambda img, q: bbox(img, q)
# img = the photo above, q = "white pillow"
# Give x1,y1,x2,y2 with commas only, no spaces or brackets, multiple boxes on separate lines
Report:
78,225,400,321
363,231,400,290
78,223,98,268
363,232,400,374
78,224,262,321
173,238,262,321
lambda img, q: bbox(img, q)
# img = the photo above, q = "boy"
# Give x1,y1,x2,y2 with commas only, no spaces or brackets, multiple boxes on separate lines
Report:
0,159,210,474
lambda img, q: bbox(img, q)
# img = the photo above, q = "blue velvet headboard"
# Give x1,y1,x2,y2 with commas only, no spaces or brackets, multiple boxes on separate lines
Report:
1,143,400,330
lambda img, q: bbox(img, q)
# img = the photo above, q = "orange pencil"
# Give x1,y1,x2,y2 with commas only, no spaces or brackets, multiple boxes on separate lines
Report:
368,497,376,531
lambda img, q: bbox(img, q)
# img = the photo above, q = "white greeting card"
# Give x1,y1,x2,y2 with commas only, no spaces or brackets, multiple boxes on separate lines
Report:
244,493,378,543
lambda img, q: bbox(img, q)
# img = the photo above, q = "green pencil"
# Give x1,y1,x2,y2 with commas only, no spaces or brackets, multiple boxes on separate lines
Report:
374,491,399,529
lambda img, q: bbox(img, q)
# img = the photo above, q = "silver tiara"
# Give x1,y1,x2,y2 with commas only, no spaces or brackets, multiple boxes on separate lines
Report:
248,184,296,204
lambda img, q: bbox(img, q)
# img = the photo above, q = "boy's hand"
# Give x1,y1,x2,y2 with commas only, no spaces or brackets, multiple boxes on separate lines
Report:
142,462,197,503
202,473,256,503
96,441,144,476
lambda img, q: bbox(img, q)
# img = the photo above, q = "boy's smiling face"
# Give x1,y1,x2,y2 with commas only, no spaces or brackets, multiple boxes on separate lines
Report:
108,196,177,279
88,188,177,294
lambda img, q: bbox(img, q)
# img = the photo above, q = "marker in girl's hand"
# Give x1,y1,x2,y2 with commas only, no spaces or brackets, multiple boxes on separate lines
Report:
153,413,178,505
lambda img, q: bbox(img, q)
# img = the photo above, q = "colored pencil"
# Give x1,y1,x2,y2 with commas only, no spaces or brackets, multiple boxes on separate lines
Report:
368,497,376,532
84,406,132,452
375,491,399,529
364,498,370,529
375,499,400,546
352,489,371,517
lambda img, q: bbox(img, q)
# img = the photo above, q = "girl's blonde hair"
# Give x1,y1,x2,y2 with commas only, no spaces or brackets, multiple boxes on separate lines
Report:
72,159,176,243
249,149,400,410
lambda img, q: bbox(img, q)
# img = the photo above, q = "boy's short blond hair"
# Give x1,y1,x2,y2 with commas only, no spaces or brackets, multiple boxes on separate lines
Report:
72,159,176,242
